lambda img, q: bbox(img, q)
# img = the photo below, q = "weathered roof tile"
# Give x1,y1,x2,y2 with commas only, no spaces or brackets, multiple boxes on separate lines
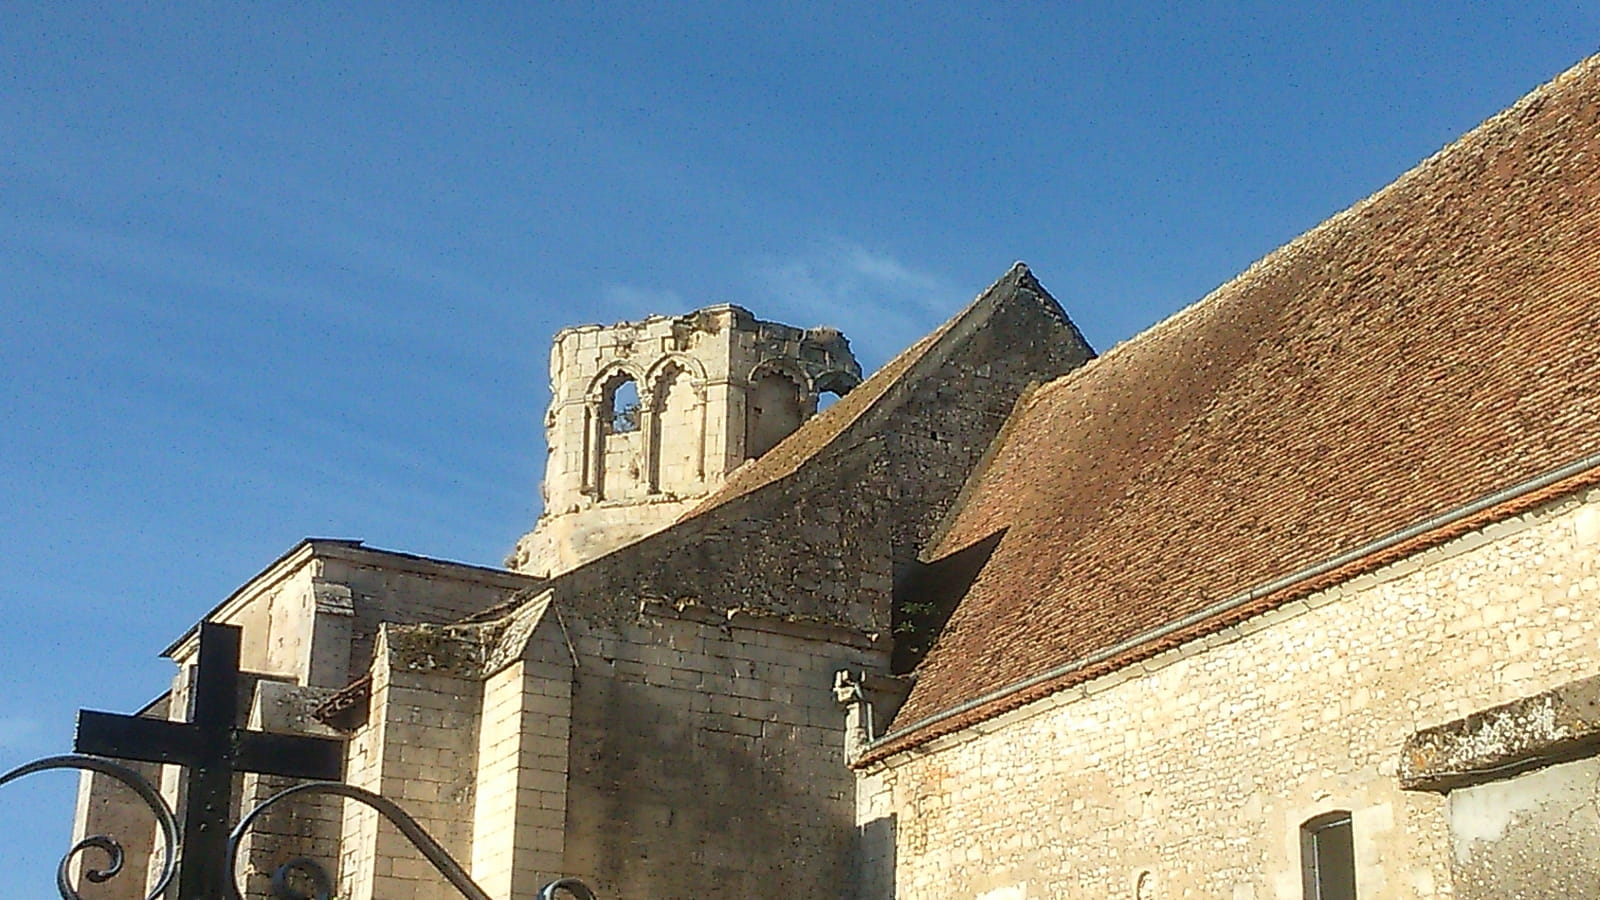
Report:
885,54,1600,750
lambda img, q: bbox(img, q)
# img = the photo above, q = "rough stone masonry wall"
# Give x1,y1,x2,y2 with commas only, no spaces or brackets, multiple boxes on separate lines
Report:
858,486,1600,899
880,287,1093,585
551,442,896,634
559,602,889,899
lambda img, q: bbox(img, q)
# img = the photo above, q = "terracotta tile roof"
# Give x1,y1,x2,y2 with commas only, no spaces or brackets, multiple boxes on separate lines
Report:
885,56,1600,750
683,264,1048,519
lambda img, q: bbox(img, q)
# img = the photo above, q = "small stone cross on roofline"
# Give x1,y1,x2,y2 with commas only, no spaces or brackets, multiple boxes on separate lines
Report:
74,621,344,900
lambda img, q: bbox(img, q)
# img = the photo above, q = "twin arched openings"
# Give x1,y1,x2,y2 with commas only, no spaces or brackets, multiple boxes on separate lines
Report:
589,360,706,501
586,358,860,500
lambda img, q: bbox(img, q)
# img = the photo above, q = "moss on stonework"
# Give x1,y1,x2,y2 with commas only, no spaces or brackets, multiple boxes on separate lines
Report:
386,622,494,676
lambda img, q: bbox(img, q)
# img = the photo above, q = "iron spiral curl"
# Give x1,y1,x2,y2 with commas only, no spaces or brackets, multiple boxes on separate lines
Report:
0,754,179,900
538,876,599,900
266,855,334,900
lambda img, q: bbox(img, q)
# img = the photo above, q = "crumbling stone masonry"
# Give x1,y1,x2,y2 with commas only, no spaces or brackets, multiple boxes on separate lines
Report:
510,305,861,577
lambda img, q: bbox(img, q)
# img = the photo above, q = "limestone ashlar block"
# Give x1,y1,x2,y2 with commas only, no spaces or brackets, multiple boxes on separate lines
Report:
1400,673,1600,793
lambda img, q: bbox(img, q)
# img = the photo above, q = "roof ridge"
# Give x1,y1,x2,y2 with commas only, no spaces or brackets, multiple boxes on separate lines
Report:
1076,52,1600,378
681,262,1042,519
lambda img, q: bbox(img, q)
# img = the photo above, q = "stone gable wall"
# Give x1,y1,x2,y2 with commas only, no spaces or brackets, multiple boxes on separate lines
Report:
880,289,1093,583
558,603,888,898
543,287,1094,639
857,487,1600,899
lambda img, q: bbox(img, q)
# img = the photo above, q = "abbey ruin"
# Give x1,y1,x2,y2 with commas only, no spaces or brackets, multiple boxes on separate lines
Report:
70,55,1600,899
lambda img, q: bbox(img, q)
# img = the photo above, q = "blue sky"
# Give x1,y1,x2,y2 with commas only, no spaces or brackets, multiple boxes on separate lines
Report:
2,0,1596,888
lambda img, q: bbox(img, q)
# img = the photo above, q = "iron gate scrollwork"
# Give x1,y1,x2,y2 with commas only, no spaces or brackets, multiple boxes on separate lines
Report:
1,754,597,900
0,755,179,900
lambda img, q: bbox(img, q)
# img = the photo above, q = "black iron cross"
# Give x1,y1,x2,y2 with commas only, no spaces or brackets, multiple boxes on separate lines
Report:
74,622,343,899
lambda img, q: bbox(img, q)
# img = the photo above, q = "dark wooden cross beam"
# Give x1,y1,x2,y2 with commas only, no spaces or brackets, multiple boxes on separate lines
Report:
74,622,344,900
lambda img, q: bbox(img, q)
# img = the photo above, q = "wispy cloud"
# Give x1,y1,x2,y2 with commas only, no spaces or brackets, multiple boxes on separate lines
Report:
591,242,963,372
746,240,964,369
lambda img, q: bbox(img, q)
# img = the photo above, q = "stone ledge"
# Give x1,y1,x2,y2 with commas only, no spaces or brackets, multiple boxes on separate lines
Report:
1400,673,1600,793
635,598,886,650
314,674,373,732
250,680,343,737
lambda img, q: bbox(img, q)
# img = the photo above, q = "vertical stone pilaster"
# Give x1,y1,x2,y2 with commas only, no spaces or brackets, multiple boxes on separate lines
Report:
639,395,659,495
470,605,574,897
338,625,483,900
469,657,573,895
303,581,355,689
693,380,708,481
582,401,600,497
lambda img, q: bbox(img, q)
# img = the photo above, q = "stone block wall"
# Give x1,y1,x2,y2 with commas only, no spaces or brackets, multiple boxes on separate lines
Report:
235,770,345,900
339,625,484,900
558,602,888,898
857,487,1600,899
470,605,574,899
233,682,344,900
68,708,166,900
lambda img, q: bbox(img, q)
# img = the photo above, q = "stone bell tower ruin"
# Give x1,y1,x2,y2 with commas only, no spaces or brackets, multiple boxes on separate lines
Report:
509,304,861,576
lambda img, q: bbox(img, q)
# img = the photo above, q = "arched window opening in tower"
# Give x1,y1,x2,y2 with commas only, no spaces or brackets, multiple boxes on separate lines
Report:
608,377,640,434
814,370,860,416
747,371,805,458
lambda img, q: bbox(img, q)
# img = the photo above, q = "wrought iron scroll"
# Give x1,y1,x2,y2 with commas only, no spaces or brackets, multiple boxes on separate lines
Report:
0,754,179,900
225,781,494,900
2,758,596,900
226,781,597,899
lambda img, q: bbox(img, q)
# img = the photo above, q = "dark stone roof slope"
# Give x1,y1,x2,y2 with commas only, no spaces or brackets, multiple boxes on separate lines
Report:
883,55,1600,751
686,263,1089,521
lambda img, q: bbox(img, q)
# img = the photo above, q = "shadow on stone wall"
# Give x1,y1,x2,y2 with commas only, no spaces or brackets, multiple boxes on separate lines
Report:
856,814,897,900
892,529,1006,675
562,670,860,898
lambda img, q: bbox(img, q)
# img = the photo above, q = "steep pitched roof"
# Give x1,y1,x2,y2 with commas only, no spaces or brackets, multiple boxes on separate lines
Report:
880,55,1600,754
685,263,1088,519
